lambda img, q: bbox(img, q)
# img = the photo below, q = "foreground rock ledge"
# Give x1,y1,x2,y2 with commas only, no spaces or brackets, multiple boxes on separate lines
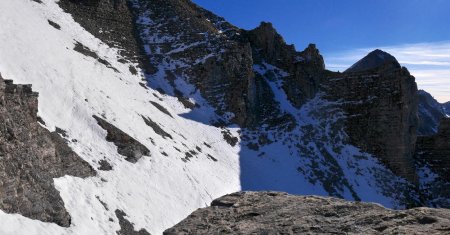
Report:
164,191,450,235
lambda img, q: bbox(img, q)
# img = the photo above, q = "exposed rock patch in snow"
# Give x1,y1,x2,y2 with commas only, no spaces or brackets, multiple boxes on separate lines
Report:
0,75,95,227
93,115,150,163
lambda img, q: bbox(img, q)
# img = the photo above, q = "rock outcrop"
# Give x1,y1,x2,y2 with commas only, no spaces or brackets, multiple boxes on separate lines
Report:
417,90,448,136
164,191,450,235
58,0,147,67
325,51,419,183
0,74,96,226
416,118,450,181
94,115,150,163
131,0,258,126
444,102,450,114
116,209,151,235
245,22,327,108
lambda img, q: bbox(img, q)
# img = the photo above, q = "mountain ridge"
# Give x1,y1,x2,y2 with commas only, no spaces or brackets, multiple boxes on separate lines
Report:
345,49,400,73
55,0,443,205
0,0,448,234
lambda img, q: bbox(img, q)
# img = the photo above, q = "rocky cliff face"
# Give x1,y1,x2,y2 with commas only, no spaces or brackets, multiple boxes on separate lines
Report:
415,119,450,207
0,74,95,226
2,0,449,233
57,0,325,128
444,102,450,114
244,22,327,108
417,90,448,136
164,191,450,235
56,0,426,197
130,0,260,127
58,0,146,67
59,0,255,126
326,52,419,183
416,119,450,182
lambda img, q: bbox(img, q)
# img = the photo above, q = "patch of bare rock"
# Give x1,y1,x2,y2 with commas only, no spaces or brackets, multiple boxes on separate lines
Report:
164,191,450,235
93,115,150,163
0,74,96,227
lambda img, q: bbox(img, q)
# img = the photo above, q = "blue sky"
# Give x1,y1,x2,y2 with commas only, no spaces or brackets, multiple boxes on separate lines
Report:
192,0,450,102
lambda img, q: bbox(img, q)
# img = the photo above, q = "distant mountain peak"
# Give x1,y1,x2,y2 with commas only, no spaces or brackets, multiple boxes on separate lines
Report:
345,49,399,73
443,101,450,116
417,89,449,135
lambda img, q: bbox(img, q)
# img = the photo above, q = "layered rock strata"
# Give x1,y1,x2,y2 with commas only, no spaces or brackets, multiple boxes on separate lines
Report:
326,55,419,183
416,118,450,181
0,74,95,226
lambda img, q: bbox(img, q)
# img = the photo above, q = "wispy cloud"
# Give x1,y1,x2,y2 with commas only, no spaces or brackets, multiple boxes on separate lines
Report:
325,41,450,103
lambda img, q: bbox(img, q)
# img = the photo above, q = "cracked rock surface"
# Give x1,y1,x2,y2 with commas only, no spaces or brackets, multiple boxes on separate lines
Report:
0,75,96,227
164,191,450,235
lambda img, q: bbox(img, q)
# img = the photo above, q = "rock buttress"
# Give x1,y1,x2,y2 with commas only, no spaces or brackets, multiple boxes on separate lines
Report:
245,22,328,108
326,53,419,183
0,75,96,227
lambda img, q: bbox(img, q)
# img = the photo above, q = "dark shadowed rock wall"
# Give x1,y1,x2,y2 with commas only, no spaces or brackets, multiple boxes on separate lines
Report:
245,22,328,108
325,55,419,183
416,118,450,181
417,90,449,136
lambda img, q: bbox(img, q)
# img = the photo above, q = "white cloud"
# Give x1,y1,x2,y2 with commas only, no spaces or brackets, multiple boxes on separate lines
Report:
325,41,450,103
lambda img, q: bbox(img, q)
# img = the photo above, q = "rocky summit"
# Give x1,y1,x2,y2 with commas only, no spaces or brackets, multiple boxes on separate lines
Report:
164,191,450,235
345,49,399,73
329,52,419,183
0,0,448,234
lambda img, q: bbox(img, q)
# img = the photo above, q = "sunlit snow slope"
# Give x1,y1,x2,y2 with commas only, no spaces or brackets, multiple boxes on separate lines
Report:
0,0,242,234
0,0,426,234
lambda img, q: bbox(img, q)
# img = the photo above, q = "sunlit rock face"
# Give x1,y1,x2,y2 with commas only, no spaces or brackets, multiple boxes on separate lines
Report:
245,22,327,109
164,191,450,235
0,75,95,227
39,0,436,206
0,0,449,233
